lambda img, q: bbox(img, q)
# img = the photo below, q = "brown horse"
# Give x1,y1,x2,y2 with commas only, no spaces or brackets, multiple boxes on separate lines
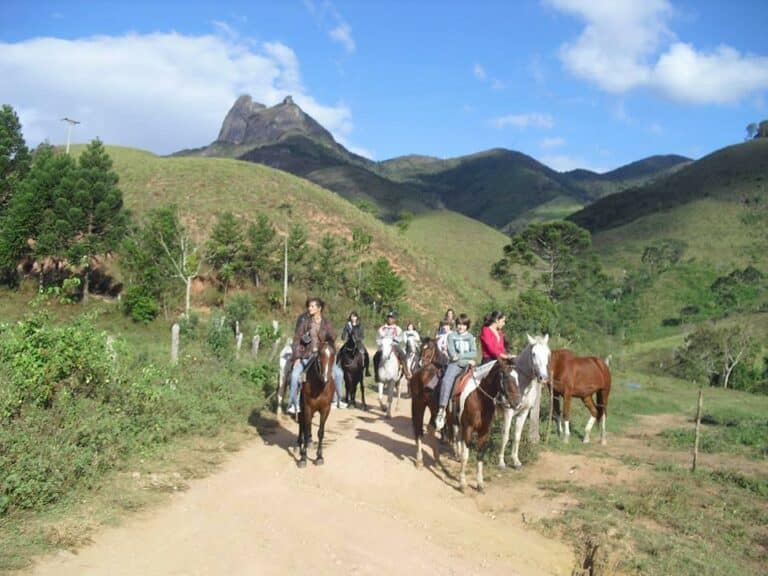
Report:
296,341,337,467
338,336,367,410
410,338,442,468
456,358,518,492
549,349,611,445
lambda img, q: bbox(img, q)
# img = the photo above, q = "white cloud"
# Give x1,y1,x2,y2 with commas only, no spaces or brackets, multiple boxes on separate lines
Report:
540,137,566,149
473,63,487,81
492,113,554,129
0,33,357,155
329,22,356,54
540,153,607,173
547,0,768,104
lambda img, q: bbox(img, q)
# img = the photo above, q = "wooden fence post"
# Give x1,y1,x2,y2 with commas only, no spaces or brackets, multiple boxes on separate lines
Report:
171,323,180,365
692,388,703,472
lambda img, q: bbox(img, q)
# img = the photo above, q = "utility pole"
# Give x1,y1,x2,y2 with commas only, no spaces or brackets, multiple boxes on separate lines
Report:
60,117,80,154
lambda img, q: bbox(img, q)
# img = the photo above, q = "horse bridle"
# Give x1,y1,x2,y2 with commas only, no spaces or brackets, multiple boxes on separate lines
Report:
475,363,513,409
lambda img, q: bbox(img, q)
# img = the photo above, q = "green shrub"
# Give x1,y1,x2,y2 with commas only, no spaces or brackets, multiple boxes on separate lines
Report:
122,285,160,323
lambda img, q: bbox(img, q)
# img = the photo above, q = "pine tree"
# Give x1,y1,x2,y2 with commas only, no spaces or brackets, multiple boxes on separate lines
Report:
0,104,31,216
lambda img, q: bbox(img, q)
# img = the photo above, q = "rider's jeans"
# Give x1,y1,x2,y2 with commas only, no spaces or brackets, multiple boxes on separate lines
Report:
439,363,463,408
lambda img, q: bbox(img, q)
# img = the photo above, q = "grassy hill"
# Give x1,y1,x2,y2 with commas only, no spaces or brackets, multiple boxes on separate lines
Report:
101,145,495,322
570,139,768,233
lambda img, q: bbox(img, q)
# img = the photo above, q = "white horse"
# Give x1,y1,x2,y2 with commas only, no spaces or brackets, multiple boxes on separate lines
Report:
404,332,422,377
498,334,551,469
376,336,403,418
276,339,294,416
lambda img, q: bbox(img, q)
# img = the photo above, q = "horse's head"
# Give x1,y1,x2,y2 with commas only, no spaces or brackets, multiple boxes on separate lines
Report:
316,341,336,384
418,338,437,367
492,357,520,409
526,333,551,383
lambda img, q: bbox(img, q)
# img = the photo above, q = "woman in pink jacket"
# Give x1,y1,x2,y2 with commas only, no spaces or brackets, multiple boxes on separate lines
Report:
480,310,514,364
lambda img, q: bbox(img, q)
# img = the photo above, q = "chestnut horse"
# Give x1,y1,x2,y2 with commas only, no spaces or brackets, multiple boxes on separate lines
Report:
456,358,518,492
498,334,551,469
549,349,611,445
410,338,442,468
338,335,367,410
296,341,336,468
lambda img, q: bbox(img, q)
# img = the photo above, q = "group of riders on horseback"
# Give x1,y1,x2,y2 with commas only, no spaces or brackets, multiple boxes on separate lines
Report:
284,297,519,423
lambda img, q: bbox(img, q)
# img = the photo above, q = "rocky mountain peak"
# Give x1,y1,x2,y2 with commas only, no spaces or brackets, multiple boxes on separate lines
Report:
215,94,335,148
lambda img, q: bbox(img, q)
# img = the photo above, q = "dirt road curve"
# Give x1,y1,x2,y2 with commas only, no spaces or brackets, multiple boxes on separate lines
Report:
28,399,573,576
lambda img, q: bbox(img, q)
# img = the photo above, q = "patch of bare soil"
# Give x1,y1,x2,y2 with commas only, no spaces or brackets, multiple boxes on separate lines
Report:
26,398,574,576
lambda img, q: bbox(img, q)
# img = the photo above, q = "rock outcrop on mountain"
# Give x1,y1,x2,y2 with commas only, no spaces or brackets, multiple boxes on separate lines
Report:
216,95,336,148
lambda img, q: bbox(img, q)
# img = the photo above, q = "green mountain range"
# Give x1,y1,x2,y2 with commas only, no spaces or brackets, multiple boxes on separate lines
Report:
176,95,692,229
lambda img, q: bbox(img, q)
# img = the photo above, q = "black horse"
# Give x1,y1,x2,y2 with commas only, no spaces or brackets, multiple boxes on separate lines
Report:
338,335,367,410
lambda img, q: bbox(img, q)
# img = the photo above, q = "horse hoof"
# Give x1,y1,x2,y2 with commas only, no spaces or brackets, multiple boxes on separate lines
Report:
297,459,307,469
460,484,468,493
513,461,522,470
583,437,591,444
315,457,324,466
498,462,507,469
415,460,423,469
477,485,485,494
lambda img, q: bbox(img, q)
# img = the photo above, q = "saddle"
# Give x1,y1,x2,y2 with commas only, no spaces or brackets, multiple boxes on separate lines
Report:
452,367,474,399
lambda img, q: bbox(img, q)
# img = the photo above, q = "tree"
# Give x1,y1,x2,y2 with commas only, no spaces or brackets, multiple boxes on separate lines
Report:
59,140,128,303
0,144,76,286
641,239,686,276
349,226,373,301
363,257,406,311
242,212,277,287
395,210,414,233
0,104,30,216
120,205,185,317
674,324,755,389
746,122,758,140
157,210,202,318
205,211,245,293
491,221,591,300
308,233,347,294
758,120,768,139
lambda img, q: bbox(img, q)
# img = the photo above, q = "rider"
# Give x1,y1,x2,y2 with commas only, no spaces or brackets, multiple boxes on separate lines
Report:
340,311,370,376
480,310,515,364
373,311,412,382
403,322,422,352
286,297,346,414
435,313,477,431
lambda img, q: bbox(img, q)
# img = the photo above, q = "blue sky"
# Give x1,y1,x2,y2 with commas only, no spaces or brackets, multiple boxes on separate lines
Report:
1,0,767,172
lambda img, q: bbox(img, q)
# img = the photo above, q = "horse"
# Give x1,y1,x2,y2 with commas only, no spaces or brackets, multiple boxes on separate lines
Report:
296,340,337,468
455,357,519,492
410,338,443,468
376,336,404,418
404,332,422,377
338,335,367,410
549,349,611,445
497,334,552,469
276,339,294,415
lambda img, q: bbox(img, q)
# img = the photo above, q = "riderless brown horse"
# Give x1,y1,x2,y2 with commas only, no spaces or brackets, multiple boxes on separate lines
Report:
296,341,336,467
338,335,367,410
549,349,612,445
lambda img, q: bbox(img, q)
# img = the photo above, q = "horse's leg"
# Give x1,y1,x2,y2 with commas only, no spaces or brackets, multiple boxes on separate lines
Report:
360,370,368,410
476,434,491,493
498,407,514,468
277,367,286,415
562,393,573,443
597,387,610,445
459,438,470,492
298,403,308,468
511,408,532,468
386,379,394,419
316,407,330,465
581,395,599,444
413,395,425,469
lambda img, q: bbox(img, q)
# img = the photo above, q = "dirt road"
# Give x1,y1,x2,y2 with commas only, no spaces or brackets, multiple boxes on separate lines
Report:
27,399,574,575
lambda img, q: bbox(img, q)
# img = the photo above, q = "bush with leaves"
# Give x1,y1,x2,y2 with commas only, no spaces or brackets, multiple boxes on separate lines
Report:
121,285,160,323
